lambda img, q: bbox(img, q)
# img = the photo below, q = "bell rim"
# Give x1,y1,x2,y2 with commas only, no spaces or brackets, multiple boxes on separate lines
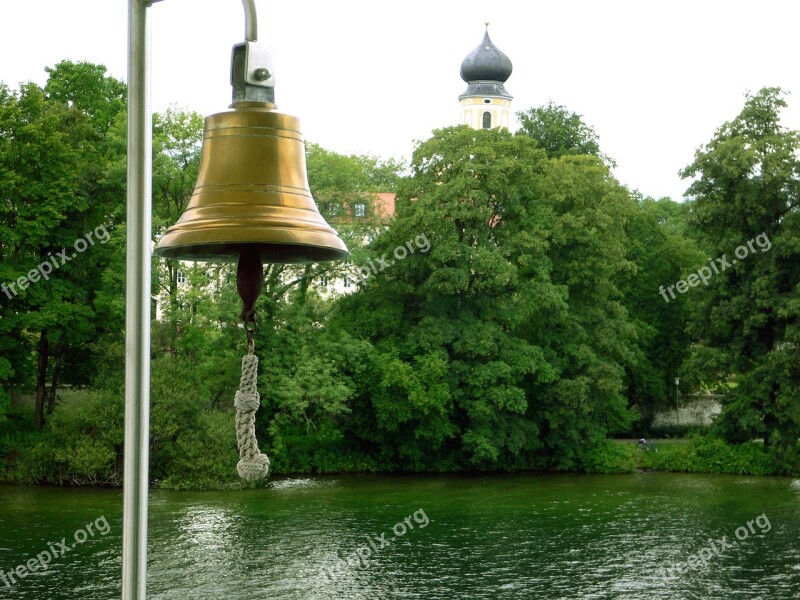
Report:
153,241,349,264
154,230,349,263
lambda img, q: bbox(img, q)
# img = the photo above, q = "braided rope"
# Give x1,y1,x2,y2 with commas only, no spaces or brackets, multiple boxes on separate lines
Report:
234,353,270,481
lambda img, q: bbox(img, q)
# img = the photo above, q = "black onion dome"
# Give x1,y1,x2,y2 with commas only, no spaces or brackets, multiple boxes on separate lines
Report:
460,27,513,83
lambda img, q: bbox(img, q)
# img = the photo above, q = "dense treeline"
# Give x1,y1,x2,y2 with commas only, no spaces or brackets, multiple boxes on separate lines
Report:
0,63,797,488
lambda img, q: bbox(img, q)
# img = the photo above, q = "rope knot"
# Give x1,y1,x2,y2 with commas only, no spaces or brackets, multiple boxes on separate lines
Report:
237,453,270,481
234,390,261,413
234,351,270,481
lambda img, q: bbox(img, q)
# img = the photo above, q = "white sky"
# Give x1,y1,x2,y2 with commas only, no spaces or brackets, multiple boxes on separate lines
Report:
1,0,799,201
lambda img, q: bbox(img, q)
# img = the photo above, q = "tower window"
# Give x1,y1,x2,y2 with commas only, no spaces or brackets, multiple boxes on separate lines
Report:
482,111,492,129
483,98,491,104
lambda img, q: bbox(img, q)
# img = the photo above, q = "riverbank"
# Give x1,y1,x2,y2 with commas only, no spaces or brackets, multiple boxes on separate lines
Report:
586,437,787,476
1,434,794,491
2,394,796,490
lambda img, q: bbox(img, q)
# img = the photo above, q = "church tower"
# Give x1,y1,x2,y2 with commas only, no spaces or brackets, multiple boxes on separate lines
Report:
459,24,513,130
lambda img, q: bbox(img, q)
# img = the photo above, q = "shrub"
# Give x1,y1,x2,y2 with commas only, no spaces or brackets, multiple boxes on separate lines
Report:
580,439,638,474
268,421,378,475
0,403,38,482
11,389,124,486
640,435,779,475
157,410,243,490
645,423,712,439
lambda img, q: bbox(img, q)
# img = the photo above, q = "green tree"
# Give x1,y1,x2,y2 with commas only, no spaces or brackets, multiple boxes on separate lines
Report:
516,101,612,164
517,102,706,430
617,195,704,419
332,125,637,470
253,295,375,473
305,142,404,195
0,64,126,429
44,60,126,136
681,87,800,465
0,82,98,427
529,152,638,463
151,106,205,319
332,126,548,468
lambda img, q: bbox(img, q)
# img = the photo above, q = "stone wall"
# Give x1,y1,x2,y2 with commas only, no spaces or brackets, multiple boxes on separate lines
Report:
652,395,723,427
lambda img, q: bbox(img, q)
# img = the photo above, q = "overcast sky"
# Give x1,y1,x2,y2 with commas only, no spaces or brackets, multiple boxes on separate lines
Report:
2,0,799,201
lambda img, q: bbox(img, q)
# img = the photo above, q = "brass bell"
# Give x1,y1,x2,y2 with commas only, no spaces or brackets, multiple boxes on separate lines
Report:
153,101,348,264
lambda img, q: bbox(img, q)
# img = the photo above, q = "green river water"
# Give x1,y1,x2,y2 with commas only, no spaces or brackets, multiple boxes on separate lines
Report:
0,472,798,599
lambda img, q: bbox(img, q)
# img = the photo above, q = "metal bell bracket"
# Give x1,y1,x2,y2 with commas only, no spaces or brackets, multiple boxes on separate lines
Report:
232,0,276,105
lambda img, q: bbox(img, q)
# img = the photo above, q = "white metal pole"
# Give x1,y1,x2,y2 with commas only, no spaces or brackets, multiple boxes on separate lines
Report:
122,1,152,598
121,1,257,596
243,0,258,41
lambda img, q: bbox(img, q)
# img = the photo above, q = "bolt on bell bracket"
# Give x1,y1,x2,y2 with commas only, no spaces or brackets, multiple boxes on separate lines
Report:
231,41,276,105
